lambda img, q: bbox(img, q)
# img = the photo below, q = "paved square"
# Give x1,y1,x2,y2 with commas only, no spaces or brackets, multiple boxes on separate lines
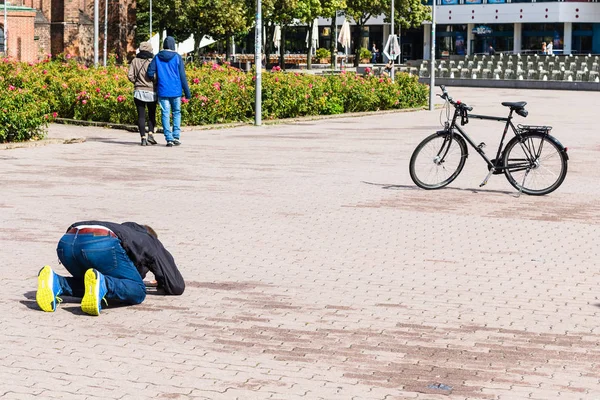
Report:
1,87,599,400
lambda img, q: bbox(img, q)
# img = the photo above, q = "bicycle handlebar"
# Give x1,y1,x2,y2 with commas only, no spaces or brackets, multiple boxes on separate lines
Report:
439,85,473,112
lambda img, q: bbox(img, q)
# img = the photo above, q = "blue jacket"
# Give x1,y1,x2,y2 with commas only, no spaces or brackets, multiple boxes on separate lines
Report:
147,36,191,99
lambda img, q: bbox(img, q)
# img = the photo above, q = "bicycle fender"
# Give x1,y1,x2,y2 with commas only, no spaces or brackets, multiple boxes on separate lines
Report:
434,130,469,158
506,133,569,161
546,134,569,160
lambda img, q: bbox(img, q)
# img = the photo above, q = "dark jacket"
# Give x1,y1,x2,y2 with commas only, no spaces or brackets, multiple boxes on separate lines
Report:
147,36,191,99
68,221,185,295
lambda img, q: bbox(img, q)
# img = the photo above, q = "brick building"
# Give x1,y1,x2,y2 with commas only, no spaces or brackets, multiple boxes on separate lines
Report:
0,0,135,63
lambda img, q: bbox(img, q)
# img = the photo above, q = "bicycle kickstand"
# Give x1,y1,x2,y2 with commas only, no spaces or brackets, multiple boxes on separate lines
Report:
516,168,530,198
479,169,495,188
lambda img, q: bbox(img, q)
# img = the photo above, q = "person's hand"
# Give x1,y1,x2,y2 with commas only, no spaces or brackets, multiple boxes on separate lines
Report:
182,97,189,104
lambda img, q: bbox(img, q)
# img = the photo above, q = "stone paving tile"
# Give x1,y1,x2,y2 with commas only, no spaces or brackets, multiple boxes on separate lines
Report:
2,87,600,399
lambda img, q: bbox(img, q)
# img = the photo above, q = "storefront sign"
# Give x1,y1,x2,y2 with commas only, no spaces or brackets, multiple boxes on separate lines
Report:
464,0,482,3
441,0,459,5
472,25,493,35
487,0,506,3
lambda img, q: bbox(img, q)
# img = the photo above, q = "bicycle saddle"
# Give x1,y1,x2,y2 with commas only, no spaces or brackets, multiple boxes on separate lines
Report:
501,101,527,109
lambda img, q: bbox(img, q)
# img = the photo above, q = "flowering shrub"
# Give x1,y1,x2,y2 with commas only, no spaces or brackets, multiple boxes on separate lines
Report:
0,56,428,142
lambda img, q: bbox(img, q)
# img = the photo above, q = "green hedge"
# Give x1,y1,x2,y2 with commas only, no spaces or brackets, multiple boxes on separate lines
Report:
0,56,429,142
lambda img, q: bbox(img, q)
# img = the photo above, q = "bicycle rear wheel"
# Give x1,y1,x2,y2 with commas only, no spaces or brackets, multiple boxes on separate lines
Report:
410,132,467,190
503,133,568,195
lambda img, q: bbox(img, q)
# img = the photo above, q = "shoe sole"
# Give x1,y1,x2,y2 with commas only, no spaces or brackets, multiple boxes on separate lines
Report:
81,269,101,316
36,265,56,312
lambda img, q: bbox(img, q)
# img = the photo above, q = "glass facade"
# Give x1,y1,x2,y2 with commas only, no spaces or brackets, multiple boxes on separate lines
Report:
573,23,593,54
522,23,564,53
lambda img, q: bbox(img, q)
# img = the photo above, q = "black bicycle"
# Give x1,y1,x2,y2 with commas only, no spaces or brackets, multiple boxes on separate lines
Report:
409,85,569,196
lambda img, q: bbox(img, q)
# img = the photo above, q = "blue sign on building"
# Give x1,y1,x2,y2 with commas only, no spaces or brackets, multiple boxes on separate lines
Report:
472,25,493,35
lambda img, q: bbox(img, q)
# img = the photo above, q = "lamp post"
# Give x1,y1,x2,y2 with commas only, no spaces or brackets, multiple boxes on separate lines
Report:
429,0,436,111
94,0,99,66
149,0,152,41
3,0,7,56
391,0,395,81
103,0,107,66
254,0,262,126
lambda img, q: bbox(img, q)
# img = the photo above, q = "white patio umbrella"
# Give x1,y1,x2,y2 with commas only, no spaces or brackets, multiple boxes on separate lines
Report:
305,19,319,52
337,18,351,56
273,25,281,50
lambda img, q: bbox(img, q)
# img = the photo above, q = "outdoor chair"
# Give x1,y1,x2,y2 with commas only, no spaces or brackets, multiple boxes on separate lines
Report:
551,70,561,81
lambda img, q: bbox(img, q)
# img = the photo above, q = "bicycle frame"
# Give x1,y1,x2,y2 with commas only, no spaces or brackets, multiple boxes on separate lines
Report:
444,105,520,172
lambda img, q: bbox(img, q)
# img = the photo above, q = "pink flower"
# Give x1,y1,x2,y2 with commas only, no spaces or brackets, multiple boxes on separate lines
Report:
308,84,313,89
193,78,199,84
116,95,124,102
212,82,221,91
305,94,309,99
42,69,48,74
201,102,206,107
62,83,68,89
96,88,101,93
182,98,189,104
66,54,72,59
52,112,58,118
379,78,384,83
104,94,110,99
8,85,15,91
215,99,219,104
275,77,279,82
81,99,87,104
28,62,34,66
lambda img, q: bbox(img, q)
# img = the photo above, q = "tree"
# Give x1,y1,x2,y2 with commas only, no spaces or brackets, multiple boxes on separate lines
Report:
135,0,189,47
388,0,431,31
345,0,386,67
183,0,254,60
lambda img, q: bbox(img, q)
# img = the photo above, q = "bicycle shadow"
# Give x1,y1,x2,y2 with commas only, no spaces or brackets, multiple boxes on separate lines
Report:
362,181,515,196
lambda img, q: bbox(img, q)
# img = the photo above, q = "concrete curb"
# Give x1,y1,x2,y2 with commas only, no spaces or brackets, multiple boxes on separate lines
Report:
420,77,600,91
0,137,86,151
54,106,429,132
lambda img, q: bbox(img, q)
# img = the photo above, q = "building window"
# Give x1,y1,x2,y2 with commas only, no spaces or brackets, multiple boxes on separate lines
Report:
0,25,4,53
523,23,564,53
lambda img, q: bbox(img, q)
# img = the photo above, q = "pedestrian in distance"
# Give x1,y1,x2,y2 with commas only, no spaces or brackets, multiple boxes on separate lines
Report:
488,45,496,56
36,221,185,316
128,41,158,146
371,43,378,64
147,36,191,147
546,41,553,55
541,41,547,55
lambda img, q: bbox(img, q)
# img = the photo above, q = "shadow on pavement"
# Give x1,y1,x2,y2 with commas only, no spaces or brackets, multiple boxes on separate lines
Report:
362,181,514,195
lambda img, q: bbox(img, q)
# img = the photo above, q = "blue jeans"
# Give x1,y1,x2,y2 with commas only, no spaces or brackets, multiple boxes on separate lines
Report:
159,97,181,142
55,233,146,304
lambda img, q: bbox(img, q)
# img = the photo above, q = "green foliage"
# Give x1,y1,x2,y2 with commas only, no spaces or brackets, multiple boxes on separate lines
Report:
315,48,331,60
0,57,428,142
359,47,372,60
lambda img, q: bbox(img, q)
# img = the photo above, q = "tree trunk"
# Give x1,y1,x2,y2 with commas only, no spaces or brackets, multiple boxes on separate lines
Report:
354,22,362,67
330,13,336,70
264,23,271,70
225,36,232,63
279,25,286,70
307,21,313,70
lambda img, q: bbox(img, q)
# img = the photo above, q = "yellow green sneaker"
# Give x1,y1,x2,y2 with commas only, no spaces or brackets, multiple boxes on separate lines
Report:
36,265,63,312
81,269,108,316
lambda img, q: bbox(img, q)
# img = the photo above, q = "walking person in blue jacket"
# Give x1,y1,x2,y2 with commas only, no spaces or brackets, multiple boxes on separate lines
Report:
147,36,191,147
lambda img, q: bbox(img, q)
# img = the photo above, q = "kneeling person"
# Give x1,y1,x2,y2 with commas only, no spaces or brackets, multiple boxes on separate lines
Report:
36,221,185,316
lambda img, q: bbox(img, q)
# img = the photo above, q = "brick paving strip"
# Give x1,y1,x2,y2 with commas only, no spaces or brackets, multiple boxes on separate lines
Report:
1,87,599,399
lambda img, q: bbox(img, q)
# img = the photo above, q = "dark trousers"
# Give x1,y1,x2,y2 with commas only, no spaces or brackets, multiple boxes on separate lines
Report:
134,98,157,137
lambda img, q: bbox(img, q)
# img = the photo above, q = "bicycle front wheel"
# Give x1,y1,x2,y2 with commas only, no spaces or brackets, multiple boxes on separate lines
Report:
410,132,467,190
503,133,568,195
